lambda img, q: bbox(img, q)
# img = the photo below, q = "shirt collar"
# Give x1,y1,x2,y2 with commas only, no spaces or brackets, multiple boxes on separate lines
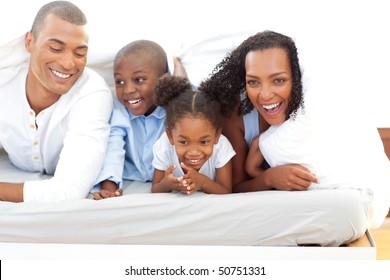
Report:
128,106,165,121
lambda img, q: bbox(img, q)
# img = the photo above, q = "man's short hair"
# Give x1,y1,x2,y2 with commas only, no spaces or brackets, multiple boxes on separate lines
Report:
31,1,87,38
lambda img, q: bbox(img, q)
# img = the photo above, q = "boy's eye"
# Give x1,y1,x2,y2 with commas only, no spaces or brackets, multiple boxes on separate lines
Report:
178,141,188,145
116,80,125,86
135,77,145,84
201,140,210,145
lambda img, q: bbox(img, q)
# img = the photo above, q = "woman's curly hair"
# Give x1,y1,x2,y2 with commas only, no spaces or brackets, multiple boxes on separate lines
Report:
154,75,223,130
199,30,304,120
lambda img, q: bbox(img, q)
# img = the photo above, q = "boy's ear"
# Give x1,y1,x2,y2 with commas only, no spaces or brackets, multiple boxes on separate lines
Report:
214,128,222,144
166,128,174,145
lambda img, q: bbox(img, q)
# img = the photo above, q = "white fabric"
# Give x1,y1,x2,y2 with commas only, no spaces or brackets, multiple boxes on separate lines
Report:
0,63,113,202
152,133,236,180
0,148,369,246
259,100,390,228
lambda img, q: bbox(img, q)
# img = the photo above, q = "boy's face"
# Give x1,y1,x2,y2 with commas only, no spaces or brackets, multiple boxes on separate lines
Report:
114,53,161,116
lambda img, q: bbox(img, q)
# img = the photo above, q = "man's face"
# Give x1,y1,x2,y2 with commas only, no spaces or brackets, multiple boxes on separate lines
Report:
25,13,89,98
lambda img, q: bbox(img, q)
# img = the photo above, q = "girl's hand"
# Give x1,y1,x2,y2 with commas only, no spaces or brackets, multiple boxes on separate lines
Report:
180,162,205,195
265,164,319,191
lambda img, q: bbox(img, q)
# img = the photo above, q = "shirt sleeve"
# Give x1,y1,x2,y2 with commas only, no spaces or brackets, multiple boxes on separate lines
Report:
152,133,171,172
23,84,113,202
94,99,129,189
215,135,236,169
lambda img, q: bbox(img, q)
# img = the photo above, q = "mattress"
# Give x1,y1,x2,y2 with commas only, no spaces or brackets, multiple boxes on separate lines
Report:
0,148,369,248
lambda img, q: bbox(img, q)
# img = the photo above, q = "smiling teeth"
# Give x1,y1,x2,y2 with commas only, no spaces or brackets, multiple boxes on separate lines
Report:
52,69,71,79
188,159,200,163
263,103,280,110
129,99,141,105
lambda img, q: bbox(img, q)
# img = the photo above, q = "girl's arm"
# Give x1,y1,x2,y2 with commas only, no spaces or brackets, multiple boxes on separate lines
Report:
151,165,183,193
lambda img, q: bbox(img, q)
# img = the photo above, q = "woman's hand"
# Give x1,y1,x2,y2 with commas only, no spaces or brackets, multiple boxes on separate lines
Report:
264,164,319,191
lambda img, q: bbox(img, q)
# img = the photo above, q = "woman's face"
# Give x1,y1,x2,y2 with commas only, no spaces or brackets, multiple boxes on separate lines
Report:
245,48,292,126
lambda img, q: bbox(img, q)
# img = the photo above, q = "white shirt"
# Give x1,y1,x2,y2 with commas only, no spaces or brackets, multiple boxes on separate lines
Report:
152,132,236,180
0,63,113,202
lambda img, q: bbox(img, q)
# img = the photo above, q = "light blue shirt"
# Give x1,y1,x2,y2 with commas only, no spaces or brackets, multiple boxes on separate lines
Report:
94,97,166,189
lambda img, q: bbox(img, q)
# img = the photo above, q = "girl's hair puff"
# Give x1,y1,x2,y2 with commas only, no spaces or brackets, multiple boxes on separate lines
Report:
154,75,223,131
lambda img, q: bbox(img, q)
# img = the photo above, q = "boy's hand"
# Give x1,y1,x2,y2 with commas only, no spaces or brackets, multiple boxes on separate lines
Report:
93,188,123,200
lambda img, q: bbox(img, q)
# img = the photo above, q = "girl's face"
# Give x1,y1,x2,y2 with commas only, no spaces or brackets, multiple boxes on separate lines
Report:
167,116,221,172
245,48,292,126
114,53,161,116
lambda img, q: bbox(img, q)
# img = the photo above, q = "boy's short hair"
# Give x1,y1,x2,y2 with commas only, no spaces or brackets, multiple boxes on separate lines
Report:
114,40,168,76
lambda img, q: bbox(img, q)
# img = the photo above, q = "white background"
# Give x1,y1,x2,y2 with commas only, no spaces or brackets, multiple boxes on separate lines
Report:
1,0,390,127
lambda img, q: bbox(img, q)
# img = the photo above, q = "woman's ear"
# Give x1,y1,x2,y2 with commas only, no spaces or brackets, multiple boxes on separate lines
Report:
214,128,222,144
166,128,174,145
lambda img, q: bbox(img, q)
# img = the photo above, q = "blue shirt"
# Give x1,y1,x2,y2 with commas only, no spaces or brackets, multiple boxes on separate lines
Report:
94,97,166,189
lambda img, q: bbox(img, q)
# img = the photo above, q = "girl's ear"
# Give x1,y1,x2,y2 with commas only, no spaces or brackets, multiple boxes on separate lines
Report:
166,128,174,145
214,128,222,144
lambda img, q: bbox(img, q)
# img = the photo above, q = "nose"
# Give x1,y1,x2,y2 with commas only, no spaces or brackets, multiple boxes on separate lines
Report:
258,84,273,101
187,144,200,156
58,50,76,70
124,81,136,95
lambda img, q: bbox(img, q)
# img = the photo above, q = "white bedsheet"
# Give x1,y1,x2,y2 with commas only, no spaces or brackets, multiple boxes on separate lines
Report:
0,148,369,246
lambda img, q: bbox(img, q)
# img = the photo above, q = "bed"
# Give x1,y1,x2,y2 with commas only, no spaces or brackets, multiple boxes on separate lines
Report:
1,1,390,260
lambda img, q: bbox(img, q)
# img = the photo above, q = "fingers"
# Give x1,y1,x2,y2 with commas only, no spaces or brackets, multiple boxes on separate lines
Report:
115,188,123,197
165,164,177,175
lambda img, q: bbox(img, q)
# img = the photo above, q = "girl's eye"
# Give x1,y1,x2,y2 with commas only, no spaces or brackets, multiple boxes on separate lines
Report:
201,140,210,145
116,80,124,86
178,141,188,145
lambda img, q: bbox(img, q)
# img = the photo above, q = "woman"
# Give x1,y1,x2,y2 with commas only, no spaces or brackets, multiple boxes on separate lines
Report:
198,30,386,244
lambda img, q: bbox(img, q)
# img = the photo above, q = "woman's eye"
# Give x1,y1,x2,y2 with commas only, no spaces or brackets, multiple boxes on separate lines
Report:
274,78,286,84
246,80,258,87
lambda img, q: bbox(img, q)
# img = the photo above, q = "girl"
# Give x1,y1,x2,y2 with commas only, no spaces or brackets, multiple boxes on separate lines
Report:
152,76,235,194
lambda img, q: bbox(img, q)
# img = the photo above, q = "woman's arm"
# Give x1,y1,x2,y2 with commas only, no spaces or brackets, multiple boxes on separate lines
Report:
245,135,264,178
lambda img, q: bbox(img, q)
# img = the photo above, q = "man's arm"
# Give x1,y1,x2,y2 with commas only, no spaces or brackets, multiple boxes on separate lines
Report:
0,182,24,202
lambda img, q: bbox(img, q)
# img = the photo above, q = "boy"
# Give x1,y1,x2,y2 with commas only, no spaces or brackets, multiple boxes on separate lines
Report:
93,40,186,199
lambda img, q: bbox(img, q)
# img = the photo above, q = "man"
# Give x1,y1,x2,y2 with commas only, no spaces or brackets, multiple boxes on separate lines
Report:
0,1,113,202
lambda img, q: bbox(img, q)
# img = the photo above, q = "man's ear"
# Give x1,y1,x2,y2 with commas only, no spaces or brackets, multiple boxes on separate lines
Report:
166,128,174,145
25,32,34,53
214,128,222,144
